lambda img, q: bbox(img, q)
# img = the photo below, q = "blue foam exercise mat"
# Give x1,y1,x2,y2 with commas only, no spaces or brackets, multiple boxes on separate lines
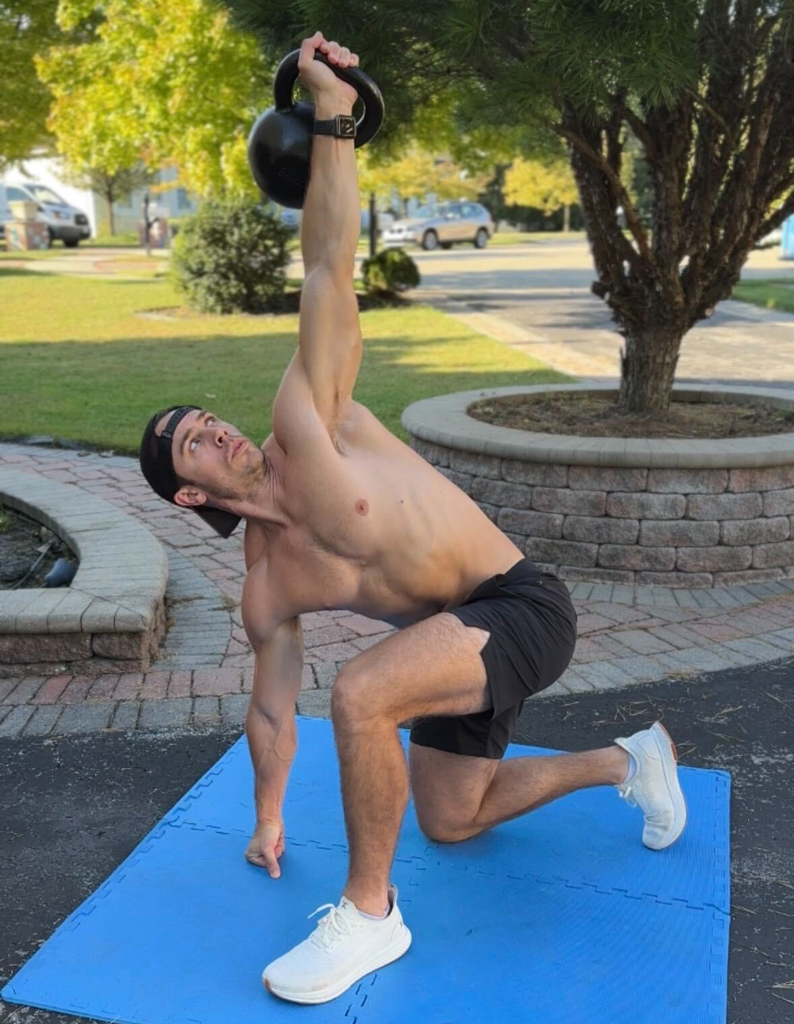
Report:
2,716,731,1024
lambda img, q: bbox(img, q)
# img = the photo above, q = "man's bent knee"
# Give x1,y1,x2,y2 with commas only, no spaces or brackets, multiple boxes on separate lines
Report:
331,668,388,729
418,814,481,845
332,658,414,728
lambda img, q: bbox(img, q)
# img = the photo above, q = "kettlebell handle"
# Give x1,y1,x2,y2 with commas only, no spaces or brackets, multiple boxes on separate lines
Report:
273,49,385,148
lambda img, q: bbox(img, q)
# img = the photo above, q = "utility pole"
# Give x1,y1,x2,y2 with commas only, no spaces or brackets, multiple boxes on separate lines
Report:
368,192,377,259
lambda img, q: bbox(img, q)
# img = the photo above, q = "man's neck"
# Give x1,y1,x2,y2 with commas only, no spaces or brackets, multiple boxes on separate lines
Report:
225,483,290,535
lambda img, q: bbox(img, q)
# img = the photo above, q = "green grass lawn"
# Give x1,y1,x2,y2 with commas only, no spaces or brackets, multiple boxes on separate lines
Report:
84,232,140,247
0,268,568,453
733,278,794,315
354,231,586,252
490,231,587,246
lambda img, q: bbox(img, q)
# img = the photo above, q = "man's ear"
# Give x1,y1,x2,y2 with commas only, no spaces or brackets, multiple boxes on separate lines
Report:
173,487,207,509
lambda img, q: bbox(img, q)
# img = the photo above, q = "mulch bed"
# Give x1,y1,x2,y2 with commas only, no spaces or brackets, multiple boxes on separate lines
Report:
467,392,794,439
0,506,74,590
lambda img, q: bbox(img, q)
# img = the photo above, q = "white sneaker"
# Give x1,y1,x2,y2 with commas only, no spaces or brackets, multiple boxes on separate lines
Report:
614,720,687,850
262,883,412,1004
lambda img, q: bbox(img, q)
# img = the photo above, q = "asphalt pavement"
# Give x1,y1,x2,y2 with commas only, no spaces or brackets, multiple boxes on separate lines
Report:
1,659,792,1024
406,241,794,388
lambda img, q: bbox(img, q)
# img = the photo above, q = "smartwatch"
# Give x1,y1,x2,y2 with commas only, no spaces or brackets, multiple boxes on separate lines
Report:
313,114,357,139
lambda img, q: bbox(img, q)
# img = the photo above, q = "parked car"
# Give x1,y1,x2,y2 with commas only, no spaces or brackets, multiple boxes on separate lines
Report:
1,182,90,247
360,208,395,235
382,201,493,250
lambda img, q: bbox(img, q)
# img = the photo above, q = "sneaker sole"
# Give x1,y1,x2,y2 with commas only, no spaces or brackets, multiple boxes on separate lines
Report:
263,924,412,1004
647,721,687,850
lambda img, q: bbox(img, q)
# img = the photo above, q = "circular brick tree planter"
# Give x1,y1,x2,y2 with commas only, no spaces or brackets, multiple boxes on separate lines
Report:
0,468,168,676
402,383,794,588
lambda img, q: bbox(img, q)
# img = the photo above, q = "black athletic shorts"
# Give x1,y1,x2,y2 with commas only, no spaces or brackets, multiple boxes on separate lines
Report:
409,557,578,760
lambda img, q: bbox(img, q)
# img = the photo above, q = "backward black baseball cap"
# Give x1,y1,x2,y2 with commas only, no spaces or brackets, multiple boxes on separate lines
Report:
139,404,242,539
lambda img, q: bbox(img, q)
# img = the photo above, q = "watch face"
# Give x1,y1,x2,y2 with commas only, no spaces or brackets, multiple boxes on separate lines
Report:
338,116,356,137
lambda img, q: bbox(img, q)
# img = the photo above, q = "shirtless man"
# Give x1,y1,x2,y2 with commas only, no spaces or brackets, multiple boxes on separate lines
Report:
139,31,687,1006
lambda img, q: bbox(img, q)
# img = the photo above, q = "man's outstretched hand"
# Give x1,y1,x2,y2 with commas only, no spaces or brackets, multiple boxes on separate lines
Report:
298,30,360,109
246,820,285,878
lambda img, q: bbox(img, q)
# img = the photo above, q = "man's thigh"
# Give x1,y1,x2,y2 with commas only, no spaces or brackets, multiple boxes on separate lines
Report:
334,611,492,721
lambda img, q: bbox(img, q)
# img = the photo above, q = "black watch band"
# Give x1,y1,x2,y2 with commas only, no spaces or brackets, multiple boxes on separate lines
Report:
313,114,357,139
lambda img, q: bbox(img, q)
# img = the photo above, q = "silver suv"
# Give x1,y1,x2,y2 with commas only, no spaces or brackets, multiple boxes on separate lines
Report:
383,201,493,251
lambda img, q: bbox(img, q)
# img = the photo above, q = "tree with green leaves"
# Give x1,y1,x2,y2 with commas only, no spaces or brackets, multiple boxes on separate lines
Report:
223,0,794,414
504,156,579,232
1,0,97,169
61,165,154,234
37,0,270,199
358,146,489,216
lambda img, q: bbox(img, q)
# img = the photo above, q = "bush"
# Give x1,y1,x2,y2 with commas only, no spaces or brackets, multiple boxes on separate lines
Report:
171,201,292,314
361,247,420,295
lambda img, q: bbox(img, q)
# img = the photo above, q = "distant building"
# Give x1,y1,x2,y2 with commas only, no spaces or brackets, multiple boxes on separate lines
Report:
0,155,197,236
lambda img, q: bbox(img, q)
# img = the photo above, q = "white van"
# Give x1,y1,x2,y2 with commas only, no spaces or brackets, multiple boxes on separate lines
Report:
1,182,91,247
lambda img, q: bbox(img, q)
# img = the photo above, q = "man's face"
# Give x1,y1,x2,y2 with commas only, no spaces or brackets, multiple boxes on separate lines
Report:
155,408,264,509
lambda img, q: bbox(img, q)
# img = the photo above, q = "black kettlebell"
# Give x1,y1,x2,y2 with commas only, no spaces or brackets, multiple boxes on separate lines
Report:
247,49,385,209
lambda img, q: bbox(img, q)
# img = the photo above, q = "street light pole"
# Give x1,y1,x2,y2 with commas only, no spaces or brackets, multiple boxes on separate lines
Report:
368,192,377,259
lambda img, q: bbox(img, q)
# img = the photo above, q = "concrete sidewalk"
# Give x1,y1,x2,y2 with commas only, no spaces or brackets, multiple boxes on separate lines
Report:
1,248,168,280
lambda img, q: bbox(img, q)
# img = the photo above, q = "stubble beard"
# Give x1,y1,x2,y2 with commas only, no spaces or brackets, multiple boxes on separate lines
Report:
211,448,267,506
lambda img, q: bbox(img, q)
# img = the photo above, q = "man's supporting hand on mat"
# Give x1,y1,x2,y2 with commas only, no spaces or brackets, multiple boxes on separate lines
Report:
245,819,285,877
244,616,305,878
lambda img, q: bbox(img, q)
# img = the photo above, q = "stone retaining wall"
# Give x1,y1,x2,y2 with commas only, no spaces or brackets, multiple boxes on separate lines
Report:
403,384,794,588
0,468,168,675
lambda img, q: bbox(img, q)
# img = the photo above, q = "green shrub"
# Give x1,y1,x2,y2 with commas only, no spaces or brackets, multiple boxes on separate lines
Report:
171,201,292,314
362,247,420,295
166,215,191,239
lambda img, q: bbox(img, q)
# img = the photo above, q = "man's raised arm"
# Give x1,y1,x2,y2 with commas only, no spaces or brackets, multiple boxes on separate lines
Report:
288,33,363,429
299,34,360,274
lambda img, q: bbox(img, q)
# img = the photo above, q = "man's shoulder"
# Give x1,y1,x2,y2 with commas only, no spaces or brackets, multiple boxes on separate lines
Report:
241,558,296,647
243,516,269,573
333,399,391,450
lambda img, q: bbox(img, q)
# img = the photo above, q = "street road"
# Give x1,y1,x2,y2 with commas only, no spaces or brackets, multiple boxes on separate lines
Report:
406,239,794,388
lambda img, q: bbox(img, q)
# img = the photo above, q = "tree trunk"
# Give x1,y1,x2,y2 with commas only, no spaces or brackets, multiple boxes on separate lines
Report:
102,185,116,235
562,204,570,233
618,322,683,413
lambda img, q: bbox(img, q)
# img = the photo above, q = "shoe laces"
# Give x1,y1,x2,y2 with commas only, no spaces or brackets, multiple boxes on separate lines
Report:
618,778,670,825
308,902,363,950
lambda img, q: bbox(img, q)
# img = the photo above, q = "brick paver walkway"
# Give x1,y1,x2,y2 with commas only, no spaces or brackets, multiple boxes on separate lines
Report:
3,441,794,738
